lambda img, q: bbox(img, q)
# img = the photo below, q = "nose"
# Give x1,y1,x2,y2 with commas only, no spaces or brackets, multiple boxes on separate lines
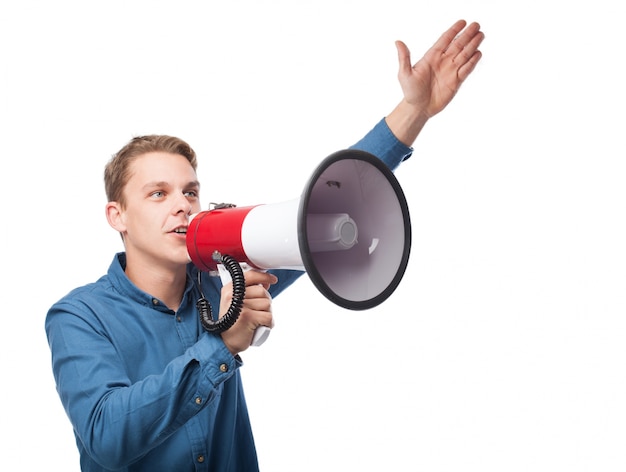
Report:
174,196,193,216
181,204,192,216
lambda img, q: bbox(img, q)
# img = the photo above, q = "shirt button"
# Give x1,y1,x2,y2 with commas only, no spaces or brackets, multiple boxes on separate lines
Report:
197,455,205,463
151,298,159,305
176,316,182,322
195,397,202,405
220,363,228,373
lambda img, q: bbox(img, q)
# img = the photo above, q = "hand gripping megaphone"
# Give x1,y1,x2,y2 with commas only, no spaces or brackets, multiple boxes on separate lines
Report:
187,149,411,345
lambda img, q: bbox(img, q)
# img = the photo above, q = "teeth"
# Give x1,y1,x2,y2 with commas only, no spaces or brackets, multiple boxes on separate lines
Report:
174,228,187,234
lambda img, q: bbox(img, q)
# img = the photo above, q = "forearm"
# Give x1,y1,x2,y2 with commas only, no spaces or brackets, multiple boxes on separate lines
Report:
80,352,214,467
384,99,430,148
48,309,237,468
350,117,414,171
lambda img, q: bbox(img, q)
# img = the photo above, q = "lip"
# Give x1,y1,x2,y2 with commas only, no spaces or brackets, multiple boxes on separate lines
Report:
169,223,188,233
168,226,188,240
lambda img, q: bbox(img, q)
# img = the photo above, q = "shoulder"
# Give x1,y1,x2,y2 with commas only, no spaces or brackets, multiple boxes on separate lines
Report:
47,274,115,320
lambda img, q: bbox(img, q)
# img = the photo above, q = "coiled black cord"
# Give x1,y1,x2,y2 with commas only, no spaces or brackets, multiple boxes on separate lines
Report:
196,253,246,334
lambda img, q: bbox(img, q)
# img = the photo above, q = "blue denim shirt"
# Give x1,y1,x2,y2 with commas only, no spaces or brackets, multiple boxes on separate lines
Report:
45,118,412,471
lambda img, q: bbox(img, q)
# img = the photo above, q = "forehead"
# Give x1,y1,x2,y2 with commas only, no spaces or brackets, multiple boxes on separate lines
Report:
128,151,197,185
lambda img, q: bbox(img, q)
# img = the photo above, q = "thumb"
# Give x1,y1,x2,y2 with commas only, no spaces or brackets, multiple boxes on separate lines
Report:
395,40,412,76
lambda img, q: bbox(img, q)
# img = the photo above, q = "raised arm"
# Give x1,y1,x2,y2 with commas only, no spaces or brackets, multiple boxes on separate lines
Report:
351,19,484,170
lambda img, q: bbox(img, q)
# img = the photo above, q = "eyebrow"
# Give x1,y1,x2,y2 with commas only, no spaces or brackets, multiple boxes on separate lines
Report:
142,180,201,191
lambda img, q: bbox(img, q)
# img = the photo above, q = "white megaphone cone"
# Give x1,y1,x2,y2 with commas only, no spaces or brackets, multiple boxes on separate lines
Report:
187,149,411,345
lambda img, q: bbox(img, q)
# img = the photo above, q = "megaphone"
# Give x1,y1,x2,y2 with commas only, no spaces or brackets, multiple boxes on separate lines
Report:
187,149,411,344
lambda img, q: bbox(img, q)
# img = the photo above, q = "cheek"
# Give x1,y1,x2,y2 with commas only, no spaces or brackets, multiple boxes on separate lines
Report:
123,208,155,234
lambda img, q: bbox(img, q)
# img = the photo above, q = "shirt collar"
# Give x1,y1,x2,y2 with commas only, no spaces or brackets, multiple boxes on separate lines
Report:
107,252,198,313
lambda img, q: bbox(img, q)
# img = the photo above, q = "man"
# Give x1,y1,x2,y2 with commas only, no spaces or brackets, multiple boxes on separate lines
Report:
46,20,484,471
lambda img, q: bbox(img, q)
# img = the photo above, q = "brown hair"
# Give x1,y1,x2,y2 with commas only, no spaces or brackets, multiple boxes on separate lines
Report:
104,135,198,207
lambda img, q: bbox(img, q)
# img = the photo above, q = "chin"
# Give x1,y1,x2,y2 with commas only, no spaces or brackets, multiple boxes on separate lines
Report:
164,249,191,269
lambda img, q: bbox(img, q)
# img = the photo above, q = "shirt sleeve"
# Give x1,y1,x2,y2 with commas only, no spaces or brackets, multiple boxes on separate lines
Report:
349,117,414,171
45,299,240,469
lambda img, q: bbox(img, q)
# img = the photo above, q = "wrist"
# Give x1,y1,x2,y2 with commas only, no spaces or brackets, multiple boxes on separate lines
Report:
385,100,429,147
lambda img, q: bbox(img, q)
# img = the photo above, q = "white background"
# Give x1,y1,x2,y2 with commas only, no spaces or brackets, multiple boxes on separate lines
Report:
1,1,625,471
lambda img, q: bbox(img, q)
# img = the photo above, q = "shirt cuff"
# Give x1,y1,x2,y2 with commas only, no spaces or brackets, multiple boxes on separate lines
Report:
350,118,414,171
189,332,241,387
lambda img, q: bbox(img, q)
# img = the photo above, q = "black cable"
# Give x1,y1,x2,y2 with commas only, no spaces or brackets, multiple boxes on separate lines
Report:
196,253,246,334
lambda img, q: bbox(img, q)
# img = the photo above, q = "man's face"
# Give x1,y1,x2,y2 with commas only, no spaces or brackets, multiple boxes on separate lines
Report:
114,152,201,270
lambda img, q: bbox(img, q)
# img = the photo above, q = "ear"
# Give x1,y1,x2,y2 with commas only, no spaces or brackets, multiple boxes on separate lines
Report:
106,201,126,233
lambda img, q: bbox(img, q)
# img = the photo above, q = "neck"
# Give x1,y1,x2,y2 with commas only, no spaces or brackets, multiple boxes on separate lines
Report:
124,255,188,312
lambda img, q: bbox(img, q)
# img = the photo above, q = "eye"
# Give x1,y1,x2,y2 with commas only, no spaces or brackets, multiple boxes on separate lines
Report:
150,191,165,198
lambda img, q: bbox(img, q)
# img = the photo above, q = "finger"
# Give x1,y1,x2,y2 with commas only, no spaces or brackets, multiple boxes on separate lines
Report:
458,50,483,82
395,40,412,75
448,22,484,59
244,269,278,287
243,296,273,314
451,29,484,75
432,19,467,53
244,284,272,300
249,310,273,330
241,294,273,326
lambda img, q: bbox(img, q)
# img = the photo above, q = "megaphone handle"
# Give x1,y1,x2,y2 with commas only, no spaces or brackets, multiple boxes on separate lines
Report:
217,263,272,347
251,326,271,346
